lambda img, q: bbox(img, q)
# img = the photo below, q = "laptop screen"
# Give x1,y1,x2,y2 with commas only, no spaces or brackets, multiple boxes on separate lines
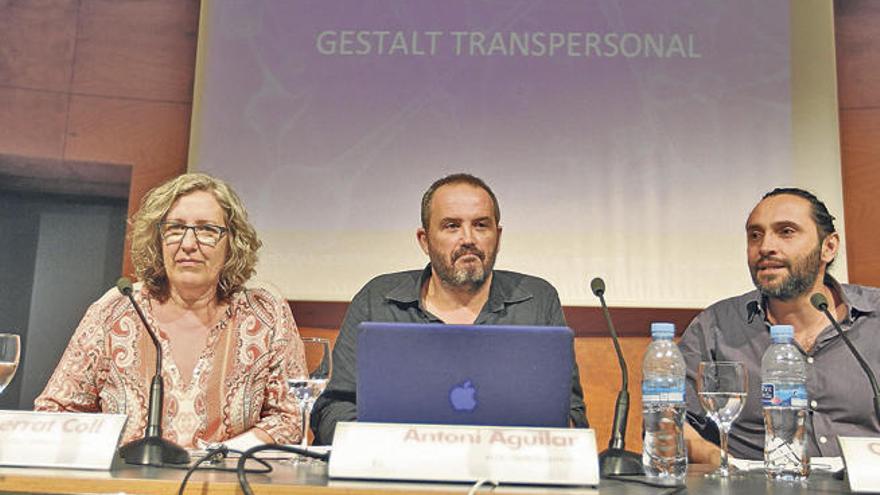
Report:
356,322,574,428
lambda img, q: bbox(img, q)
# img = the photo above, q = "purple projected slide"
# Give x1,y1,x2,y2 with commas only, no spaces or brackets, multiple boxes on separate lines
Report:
195,0,790,233
192,0,793,304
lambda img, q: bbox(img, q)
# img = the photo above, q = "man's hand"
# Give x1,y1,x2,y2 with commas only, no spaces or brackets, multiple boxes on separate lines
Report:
684,423,721,465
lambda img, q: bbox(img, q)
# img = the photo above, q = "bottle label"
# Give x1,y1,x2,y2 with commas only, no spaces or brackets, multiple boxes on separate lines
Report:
642,384,685,403
761,383,808,407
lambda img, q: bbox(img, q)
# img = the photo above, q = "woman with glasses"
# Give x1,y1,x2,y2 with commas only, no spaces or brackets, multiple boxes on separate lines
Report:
35,173,306,449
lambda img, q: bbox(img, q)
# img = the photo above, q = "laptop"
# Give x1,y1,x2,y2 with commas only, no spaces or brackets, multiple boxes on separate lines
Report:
356,322,574,428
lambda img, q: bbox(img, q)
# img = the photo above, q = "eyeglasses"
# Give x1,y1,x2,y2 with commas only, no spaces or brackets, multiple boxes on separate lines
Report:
158,222,228,247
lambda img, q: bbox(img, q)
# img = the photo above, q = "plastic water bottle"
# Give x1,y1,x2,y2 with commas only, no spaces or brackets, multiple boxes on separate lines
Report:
762,324,809,480
642,322,687,480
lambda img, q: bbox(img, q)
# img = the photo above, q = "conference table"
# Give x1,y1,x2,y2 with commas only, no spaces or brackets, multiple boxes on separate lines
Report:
0,459,853,495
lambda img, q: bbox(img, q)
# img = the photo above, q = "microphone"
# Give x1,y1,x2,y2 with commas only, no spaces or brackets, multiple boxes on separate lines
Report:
810,293,880,423
590,277,643,476
116,277,189,466
746,300,760,324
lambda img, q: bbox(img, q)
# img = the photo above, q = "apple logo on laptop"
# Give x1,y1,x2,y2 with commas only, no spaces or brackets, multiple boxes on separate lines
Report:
449,380,477,412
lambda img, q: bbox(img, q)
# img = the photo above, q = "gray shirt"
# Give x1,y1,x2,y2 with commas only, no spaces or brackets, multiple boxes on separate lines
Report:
679,276,880,459
310,265,589,444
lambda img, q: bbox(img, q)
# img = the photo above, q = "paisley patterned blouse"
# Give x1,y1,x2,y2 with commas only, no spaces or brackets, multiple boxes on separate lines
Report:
34,285,305,448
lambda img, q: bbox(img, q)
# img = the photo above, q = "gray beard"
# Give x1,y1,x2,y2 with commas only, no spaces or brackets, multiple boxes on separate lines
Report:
444,264,488,290
430,251,495,293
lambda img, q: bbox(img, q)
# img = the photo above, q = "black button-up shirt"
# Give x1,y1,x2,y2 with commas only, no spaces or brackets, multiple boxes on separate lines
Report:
311,265,589,444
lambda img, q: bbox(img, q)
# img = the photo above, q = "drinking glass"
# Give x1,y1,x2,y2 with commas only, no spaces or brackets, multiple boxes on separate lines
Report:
288,337,332,462
697,361,748,478
0,334,21,395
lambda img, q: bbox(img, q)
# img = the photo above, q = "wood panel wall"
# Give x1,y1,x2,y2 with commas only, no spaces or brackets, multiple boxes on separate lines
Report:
835,0,880,286
0,0,199,276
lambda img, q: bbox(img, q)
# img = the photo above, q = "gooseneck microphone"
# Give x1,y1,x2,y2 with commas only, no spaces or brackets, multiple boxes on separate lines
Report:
116,277,189,466
810,293,880,423
590,277,643,476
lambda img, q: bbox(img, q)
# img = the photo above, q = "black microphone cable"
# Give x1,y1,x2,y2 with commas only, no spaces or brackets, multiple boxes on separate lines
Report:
173,445,274,495
236,444,331,495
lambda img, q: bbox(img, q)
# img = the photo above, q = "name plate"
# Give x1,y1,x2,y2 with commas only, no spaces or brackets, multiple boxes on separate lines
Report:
839,436,880,493
0,410,126,470
329,422,599,486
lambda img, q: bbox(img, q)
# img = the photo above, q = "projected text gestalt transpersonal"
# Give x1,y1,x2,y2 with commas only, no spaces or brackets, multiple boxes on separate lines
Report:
316,30,702,58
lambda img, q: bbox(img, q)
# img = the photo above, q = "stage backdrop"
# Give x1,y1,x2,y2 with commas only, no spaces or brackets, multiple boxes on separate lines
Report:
189,0,844,308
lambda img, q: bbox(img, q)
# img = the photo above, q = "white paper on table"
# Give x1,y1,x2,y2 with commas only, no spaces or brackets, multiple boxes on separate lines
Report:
729,456,843,473
838,436,880,493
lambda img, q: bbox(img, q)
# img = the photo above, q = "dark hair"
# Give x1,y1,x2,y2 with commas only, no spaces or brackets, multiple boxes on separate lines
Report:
762,187,836,238
761,187,837,268
420,173,501,230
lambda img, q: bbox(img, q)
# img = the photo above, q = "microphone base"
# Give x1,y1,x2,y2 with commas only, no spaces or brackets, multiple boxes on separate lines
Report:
119,436,190,466
599,448,644,477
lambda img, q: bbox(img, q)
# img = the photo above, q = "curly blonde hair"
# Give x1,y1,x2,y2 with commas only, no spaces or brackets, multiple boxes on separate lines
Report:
130,173,261,302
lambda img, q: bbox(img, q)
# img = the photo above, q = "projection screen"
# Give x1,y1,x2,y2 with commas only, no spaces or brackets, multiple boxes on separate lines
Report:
189,0,844,308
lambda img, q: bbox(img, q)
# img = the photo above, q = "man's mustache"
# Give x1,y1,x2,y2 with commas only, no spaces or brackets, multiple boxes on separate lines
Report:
755,255,789,269
452,246,485,262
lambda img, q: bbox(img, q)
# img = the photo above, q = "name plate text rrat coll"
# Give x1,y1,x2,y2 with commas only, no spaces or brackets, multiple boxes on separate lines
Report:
0,410,126,470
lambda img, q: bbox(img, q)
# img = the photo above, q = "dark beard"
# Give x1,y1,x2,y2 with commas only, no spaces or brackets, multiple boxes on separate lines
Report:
429,244,497,292
751,245,821,301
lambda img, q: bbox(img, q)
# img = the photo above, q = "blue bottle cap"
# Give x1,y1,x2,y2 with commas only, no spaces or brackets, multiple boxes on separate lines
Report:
770,324,794,341
650,322,675,339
